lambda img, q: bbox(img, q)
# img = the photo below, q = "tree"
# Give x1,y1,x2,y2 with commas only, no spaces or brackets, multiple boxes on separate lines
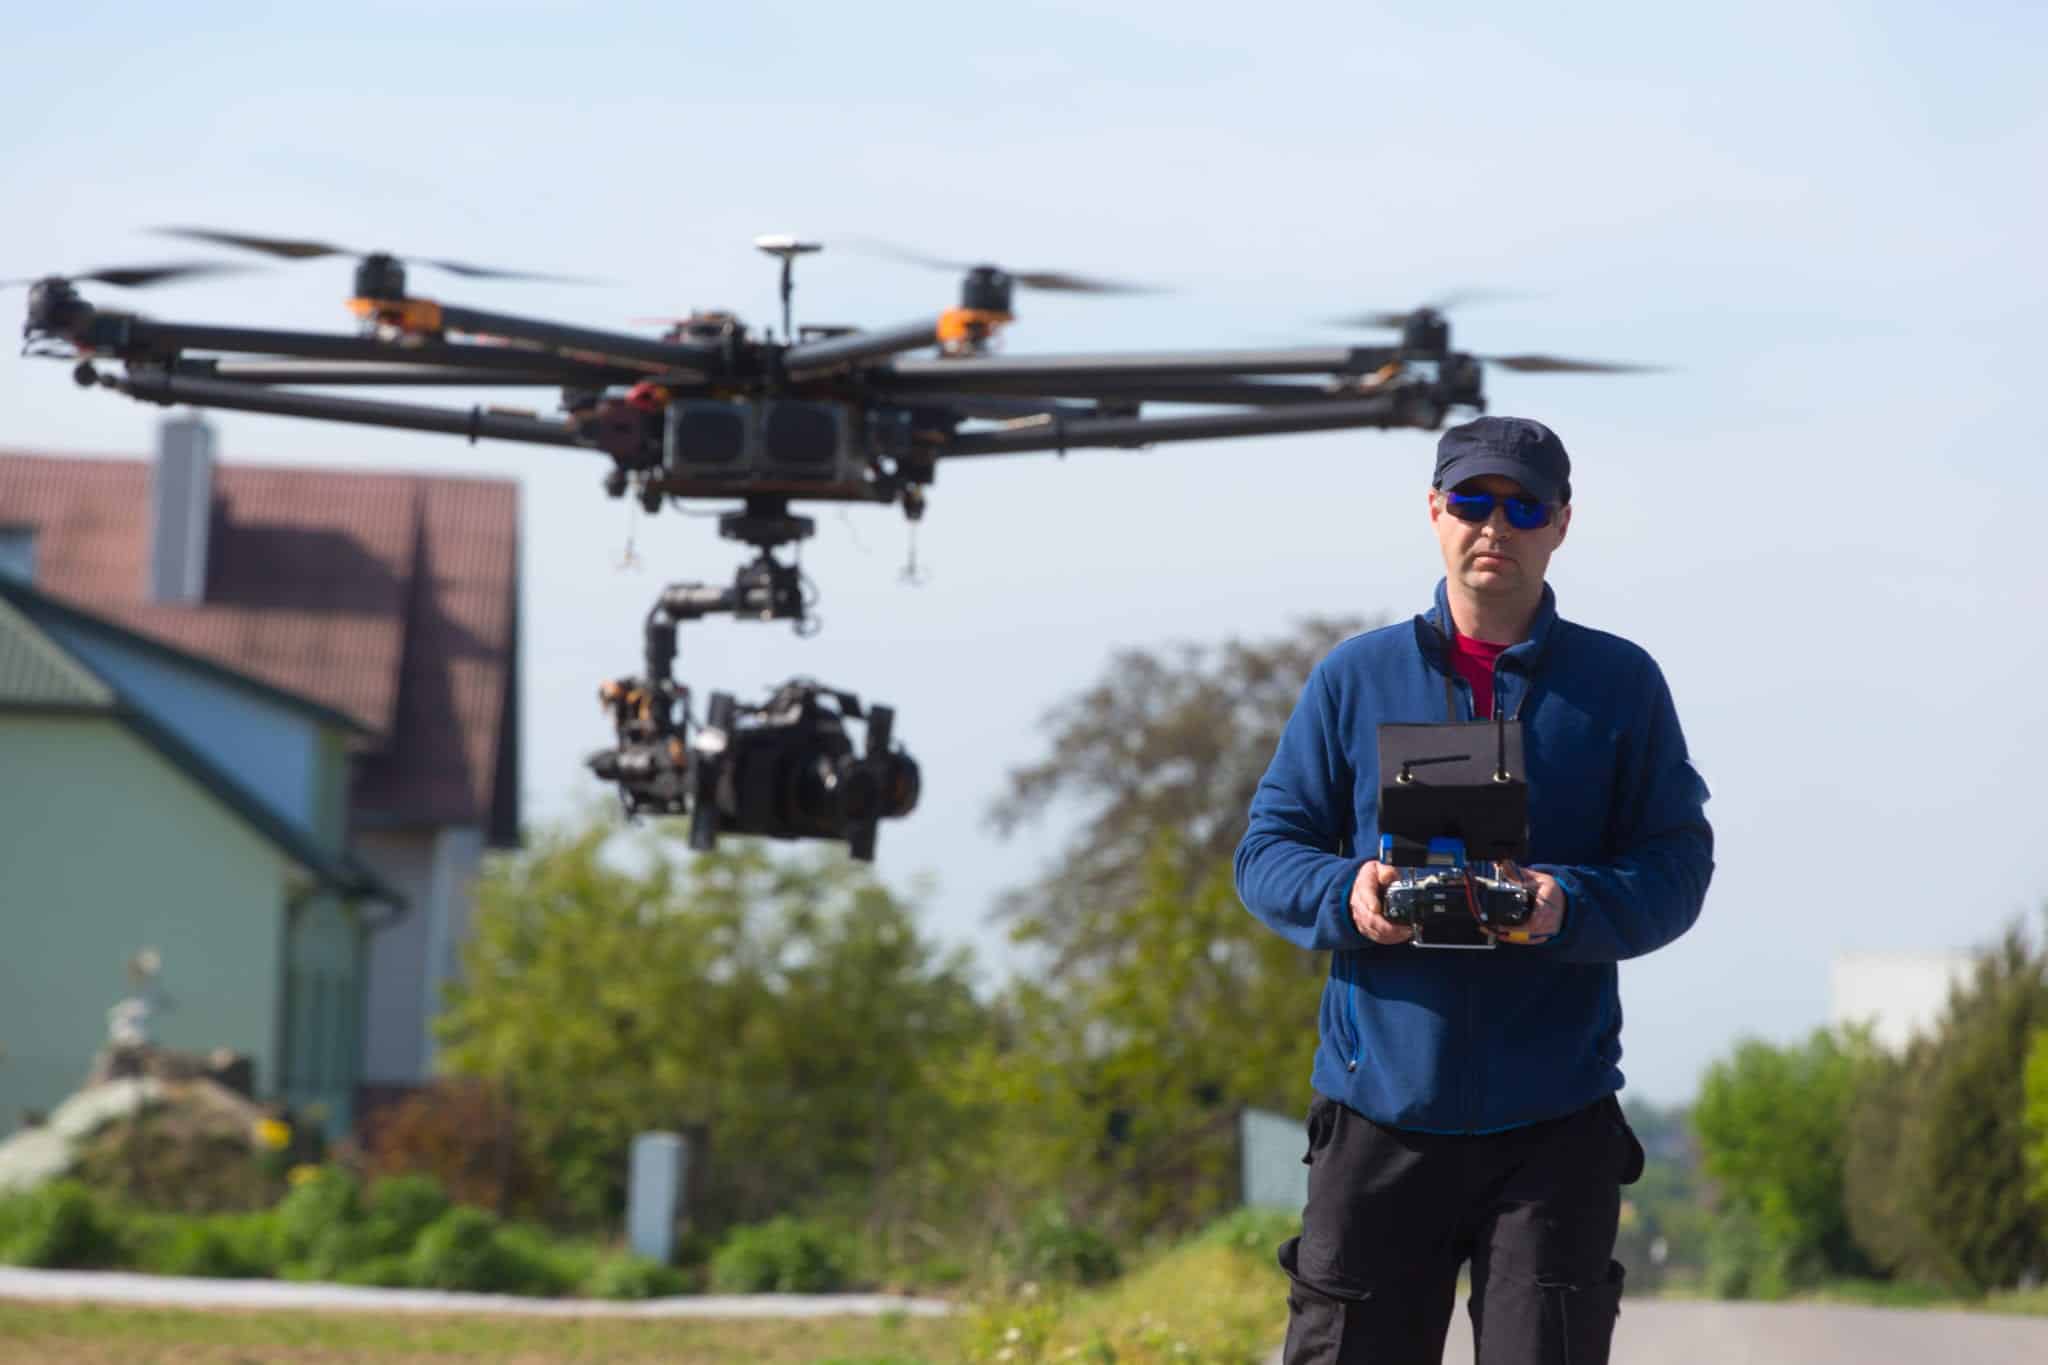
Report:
435,822,986,1234
941,840,1325,1241
1898,922,2048,1290
1841,1041,1930,1281
2024,1028,2048,1216
1613,1100,1711,1290
1845,918,2048,1292
1692,1029,1871,1293
988,616,1371,979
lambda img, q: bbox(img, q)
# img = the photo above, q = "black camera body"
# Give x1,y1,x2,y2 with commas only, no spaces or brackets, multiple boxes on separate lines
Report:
1376,716,1532,949
590,677,919,862
585,561,920,862
698,681,920,860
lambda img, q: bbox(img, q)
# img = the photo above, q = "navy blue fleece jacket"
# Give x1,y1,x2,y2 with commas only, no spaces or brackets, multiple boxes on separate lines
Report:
1234,582,1713,1132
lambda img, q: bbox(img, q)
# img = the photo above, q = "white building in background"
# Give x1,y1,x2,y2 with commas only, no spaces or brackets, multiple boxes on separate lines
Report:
0,423,522,1129
1829,951,1976,1053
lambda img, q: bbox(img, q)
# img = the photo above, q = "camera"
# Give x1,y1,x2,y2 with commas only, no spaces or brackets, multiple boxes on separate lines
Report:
584,558,920,861
590,678,919,862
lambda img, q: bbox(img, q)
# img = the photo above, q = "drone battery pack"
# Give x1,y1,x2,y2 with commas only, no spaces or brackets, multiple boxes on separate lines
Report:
1377,720,1529,866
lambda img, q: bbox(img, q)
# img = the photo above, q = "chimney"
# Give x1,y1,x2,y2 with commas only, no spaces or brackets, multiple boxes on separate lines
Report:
150,413,215,604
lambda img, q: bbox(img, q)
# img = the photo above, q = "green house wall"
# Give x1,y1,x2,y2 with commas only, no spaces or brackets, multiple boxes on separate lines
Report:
0,714,295,1133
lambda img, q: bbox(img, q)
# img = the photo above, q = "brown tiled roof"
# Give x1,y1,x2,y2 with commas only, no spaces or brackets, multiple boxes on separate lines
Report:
0,450,518,841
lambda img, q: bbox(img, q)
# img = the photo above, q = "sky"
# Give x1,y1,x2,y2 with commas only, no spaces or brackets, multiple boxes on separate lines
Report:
3,1,2044,1104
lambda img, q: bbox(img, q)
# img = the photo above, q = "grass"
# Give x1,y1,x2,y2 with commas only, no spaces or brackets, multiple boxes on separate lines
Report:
1653,1272,2048,1317
1987,1284,2048,1316
0,1211,1300,1365
0,1301,955,1364
1800,1278,2048,1317
10,1208,2048,1365
962,1209,1293,1364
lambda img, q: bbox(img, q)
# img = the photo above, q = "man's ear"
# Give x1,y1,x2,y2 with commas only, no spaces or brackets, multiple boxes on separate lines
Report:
1426,487,1443,525
1555,503,1573,545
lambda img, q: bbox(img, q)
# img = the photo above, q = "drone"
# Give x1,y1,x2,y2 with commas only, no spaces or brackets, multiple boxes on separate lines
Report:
13,228,1654,858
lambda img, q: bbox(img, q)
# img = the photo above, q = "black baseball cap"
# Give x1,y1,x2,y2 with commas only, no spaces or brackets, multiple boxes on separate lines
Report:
1432,416,1572,505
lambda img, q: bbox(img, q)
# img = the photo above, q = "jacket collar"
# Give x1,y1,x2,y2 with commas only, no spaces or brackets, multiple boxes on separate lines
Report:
1423,578,1561,673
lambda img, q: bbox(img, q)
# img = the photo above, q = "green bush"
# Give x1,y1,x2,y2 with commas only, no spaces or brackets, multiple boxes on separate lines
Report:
363,1174,451,1255
1704,1206,1793,1301
898,1254,969,1289
406,1207,573,1295
334,1253,415,1288
275,1167,364,1273
408,1207,510,1292
584,1252,689,1300
214,1211,283,1274
711,1216,854,1294
139,1215,274,1279
495,1221,585,1295
1198,1207,1300,1257
1692,1030,1867,1287
1011,1203,1121,1286
123,1208,279,1280
0,1181,123,1269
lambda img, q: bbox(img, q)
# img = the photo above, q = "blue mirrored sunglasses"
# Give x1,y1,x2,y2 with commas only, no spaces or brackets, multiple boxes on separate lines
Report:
1443,491,1557,530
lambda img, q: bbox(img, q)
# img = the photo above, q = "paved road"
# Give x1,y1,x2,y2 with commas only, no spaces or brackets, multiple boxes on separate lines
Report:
0,1266,952,1318
1268,1293,2048,1365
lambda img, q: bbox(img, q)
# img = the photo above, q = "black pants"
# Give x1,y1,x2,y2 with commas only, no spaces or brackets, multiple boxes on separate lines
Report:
1279,1094,1643,1365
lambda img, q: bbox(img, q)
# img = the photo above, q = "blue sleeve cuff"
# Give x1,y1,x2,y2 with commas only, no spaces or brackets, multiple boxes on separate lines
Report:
1532,864,1582,951
1329,857,1371,949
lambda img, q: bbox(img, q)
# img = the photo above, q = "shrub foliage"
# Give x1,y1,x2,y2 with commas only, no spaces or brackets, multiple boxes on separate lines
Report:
1692,1028,1870,1292
1842,923,2048,1291
710,1216,853,1294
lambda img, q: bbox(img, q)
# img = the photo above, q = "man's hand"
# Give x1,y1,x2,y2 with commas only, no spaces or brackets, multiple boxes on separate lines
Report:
1492,865,1567,945
1349,860,1411,944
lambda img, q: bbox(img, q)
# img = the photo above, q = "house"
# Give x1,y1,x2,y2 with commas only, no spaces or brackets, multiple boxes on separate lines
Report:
0,416,520,1131
0,575,394,1130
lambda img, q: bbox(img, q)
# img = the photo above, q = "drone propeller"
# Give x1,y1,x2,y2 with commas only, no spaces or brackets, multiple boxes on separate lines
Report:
153,226,595,284
1325,290,1524,331
1479,353,1663,375
1325,294,1661,374
0,261,246,290
848,237,1163,296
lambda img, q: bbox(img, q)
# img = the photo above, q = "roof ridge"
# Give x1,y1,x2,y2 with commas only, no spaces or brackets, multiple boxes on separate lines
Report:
0,449,516,491
0,578,368,735
0,450,520,832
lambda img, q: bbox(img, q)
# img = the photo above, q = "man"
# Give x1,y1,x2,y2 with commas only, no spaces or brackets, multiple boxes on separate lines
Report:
1235,416,1713,1365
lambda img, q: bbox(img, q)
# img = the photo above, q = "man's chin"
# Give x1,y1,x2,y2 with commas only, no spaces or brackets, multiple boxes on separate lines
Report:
1462,563,1522,589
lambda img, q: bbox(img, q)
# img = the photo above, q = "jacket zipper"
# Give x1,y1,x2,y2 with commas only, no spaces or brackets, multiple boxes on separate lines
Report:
1453,646,1486,1126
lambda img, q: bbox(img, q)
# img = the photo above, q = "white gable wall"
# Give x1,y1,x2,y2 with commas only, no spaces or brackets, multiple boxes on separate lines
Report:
47,620,325,839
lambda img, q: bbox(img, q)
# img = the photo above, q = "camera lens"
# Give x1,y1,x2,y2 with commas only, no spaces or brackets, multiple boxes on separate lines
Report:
880,754,920,818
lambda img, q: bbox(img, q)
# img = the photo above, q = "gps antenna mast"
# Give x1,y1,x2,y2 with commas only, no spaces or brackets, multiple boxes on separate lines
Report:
753,235,821,341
